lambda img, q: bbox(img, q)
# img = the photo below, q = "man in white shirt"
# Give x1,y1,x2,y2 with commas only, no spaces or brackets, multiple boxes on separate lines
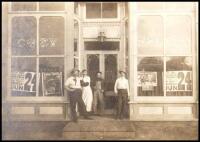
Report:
114,70,130,120
65,69,91,122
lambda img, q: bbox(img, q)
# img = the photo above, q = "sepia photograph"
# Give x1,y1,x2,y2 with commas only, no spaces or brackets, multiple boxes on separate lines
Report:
2,1,199,140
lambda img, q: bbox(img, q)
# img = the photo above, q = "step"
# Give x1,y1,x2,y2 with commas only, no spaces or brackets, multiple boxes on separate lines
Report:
62,118,135,140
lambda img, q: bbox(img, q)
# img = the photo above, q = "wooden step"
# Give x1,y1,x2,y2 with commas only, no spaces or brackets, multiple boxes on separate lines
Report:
62,117,135,140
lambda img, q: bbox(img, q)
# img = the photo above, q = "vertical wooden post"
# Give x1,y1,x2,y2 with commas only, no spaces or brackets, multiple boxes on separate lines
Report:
64,2,74,120
128,2,137,120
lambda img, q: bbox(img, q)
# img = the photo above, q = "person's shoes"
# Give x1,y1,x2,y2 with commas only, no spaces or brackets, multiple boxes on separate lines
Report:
72,119,78,123
84,116,93,120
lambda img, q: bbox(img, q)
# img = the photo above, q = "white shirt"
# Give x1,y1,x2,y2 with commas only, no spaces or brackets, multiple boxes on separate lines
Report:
81,75,91,87
65,76,82,90
114,77,130,96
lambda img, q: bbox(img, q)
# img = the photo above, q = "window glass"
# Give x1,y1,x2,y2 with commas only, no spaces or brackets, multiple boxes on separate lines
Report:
86,3,101,19
39,58,64,96
74,2,78,14
39,2,65,11
165,16,192,55
102,3,117,18
138,16,163,55
12,2,37,11
11,57,36,96
166,56,192,96
85,41,119,50
137,57,164,96
39,16,64,55
12,16,36,55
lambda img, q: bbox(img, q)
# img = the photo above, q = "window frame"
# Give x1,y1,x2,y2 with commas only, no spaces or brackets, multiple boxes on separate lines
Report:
84,2,120,22
9,2,66,13
7,8,67,101
133,3,196,103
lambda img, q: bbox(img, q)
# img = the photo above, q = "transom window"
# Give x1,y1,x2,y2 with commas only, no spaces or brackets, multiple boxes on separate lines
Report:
86,2,118,19
11,2,65,11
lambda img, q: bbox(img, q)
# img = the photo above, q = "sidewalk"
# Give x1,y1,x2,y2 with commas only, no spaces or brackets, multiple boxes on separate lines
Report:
2,118,198,140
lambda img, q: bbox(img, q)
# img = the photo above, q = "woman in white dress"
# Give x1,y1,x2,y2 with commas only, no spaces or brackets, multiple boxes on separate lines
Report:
80,69,93,113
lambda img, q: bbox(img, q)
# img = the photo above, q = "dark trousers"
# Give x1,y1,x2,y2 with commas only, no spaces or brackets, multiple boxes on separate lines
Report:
116,89,128,119
68,89,87,121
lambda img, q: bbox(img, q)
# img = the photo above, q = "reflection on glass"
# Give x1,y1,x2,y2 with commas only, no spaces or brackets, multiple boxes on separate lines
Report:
12,2,37,11
39,2,65,11
39,16,64,55
86,3,101,19
166,57,192,96
137,57,164,96
105,54,117,91
12,16,36,55
11,57,36,96
39,58,64,96
138,16,163,55
87,54,100,87
102,3,117,18
165,16,192,55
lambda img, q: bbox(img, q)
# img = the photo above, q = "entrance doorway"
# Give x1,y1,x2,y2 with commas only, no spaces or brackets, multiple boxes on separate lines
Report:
86,53,118,115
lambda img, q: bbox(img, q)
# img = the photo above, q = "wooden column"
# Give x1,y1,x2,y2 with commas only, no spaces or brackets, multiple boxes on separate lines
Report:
2,2,9,121
64,2,74,120
128,2,137,120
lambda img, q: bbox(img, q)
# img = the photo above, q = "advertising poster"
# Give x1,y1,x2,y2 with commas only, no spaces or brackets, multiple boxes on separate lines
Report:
42,72,63,96
137,71,157,91
11,72,36,96
166,71,192,91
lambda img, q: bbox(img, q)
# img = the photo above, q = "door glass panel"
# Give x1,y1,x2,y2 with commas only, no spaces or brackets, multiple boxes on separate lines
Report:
104,54,117,91
104,54,117,109
87,54,100,88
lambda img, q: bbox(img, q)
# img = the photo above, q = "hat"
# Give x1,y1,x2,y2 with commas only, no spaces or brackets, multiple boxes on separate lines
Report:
71,68,79,74
82,69,87,73
119,70,126,74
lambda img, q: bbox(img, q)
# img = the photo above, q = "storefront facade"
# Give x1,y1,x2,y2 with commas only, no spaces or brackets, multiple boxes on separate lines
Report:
2,2,198,121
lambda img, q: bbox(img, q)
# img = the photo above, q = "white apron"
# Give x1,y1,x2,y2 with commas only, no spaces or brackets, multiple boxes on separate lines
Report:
81,76,93,112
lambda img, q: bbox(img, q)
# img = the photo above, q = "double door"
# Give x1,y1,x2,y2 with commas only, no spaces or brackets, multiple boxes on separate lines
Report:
85,53,118,114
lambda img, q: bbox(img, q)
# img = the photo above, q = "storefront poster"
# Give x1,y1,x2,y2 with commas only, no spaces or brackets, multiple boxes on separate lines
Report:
166,71,192,91
137,72,157,91
42,72,63,96
11,72,36,94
